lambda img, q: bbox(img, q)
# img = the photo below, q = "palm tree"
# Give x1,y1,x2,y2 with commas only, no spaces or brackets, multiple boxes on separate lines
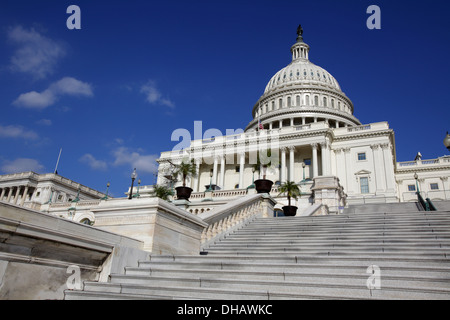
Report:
173,159,197,187
151,185,174,201
278,181,301,206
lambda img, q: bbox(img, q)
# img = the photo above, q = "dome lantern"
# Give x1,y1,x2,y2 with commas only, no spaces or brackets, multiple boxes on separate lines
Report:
291,24,310,61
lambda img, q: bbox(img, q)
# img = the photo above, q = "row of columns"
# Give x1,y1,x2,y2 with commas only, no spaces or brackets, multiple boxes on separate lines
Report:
189,142,331,192
264,117,348,130
0,185,33,206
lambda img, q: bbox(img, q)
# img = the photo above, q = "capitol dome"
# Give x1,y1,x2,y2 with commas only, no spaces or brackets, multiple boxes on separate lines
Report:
264,59,342,94
245,26,361,131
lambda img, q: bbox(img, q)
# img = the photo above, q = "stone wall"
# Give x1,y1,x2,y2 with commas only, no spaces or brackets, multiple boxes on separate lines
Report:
0,201,145,300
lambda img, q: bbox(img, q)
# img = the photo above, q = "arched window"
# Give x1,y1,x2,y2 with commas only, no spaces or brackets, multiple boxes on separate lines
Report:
287,97,291,107
279,98,283,109
305,95,310,105
271,101,275,111
314,96,319,106
323,97,327,107
331,99,335,108
296,95,301,106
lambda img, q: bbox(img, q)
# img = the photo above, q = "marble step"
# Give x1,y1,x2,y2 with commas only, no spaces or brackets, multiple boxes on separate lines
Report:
143,254,450,268
124,265,450,282
109,272,450,292
76,279,450,300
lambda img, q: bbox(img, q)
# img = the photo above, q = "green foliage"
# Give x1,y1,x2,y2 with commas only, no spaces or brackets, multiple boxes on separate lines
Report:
278,181,301,206
152,184,174,201
173,158,197,187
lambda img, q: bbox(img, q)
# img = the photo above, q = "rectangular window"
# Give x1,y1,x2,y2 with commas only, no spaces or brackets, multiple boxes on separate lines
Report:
304,159,311,165
358,152,366,161
235,166,240,173
430,183,439,190
408,185,416,192
360,177,369,194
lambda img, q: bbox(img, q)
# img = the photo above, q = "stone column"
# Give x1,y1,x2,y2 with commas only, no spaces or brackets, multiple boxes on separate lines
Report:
371,144,386,193
343,148,354,194
311,143,318,178
320,143,328,176
219,155,225,189
6,187,13,203
281,147,287,183
212,156,218,187
289,146,295,182
193,158,201,192
20,186,29,206
239,152,245,189
14,186,22,205
381,143,396,192
0,188,5,201
440,177,449,200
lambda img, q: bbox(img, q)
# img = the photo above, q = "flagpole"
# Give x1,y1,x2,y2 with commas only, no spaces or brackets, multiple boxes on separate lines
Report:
54,148,62,174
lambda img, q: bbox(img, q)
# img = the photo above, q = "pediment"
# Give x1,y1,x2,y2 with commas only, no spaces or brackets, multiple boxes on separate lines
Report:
354,169,371,175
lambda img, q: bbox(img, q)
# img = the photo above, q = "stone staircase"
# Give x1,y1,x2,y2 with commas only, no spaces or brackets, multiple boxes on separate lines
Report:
65,209,450,300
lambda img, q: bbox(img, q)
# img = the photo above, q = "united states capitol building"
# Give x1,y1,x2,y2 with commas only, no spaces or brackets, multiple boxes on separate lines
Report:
1,27,450,300
155,27,450,209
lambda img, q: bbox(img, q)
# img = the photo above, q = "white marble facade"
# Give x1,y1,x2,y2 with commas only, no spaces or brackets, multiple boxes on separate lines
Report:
156,30,450,206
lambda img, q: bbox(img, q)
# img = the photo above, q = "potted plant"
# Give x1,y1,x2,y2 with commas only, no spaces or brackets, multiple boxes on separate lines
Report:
253,149,274,194
278,181,301,216
173,159,197,200
151,184,174,201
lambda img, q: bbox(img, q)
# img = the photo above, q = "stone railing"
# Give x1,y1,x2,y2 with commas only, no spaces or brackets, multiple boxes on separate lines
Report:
397,156,450,170
197,193,276,250
49,199,101,209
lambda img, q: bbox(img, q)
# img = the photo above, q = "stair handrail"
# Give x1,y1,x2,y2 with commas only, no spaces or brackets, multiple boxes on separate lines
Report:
417,192,430,211
426,197,437,211
197,193,276,249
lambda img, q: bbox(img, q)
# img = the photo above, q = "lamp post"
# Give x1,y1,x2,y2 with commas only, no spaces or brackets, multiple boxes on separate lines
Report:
206,169,213,191
101,182,110,200
444,132,450,152
302,162,306,182
247,167,256,189
133,179,141,198
128,168,137,199
414,172,420,195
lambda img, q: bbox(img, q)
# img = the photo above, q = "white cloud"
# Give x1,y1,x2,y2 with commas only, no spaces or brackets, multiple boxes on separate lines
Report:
13,77,93,109
13,89,55,109
36,119,52,126
140,80,175,109
0,124,38,140
7,25,65,79
1,158,45,174
112,146,158,174
50,77,94,97
79,154,107,171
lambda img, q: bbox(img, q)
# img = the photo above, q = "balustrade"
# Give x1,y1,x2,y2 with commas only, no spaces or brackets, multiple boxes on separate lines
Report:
198,194,275,249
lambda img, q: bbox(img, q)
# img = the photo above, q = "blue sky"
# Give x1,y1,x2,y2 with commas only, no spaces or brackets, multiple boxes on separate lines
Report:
1,0,449,197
